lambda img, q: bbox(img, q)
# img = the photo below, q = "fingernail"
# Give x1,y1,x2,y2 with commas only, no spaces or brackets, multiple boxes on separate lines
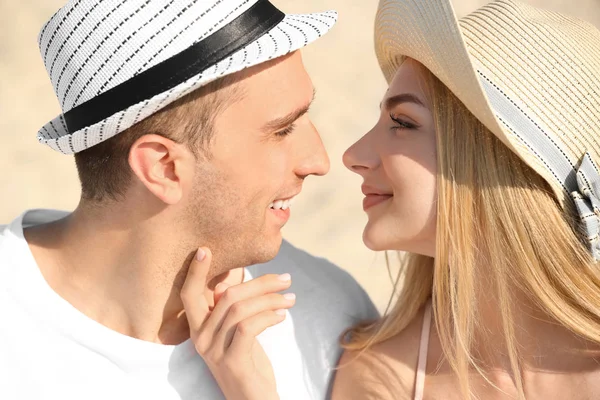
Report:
275,309,287,316
284,293,296,301
278,273,291,282
196,248,206,262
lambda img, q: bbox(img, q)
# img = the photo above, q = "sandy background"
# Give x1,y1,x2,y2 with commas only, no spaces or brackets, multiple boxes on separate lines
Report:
1,0,599,311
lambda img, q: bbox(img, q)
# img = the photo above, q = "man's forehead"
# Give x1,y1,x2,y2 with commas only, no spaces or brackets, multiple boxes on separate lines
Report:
237,53,313,104
213,55,314,130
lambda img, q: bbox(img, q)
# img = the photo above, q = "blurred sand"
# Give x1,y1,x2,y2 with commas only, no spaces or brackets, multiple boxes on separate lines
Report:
1,0,599,311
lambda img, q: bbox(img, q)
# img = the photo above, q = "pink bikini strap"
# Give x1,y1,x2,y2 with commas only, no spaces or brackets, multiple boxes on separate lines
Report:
414,300,432,400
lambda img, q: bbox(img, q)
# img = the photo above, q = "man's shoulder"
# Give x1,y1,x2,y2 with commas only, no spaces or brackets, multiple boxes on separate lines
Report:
0,209,70,271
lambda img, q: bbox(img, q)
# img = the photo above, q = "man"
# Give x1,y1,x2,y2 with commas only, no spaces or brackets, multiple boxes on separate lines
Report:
0,0,378,399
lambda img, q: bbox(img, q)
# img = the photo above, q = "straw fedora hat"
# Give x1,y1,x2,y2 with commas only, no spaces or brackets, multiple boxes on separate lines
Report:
36,0,336,155
375,0,600,258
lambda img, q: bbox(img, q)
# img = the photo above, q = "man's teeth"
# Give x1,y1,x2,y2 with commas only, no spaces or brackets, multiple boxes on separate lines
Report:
269,197,295,210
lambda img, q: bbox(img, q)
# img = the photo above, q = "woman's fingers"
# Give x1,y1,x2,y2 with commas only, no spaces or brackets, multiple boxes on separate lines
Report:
214,293,296,352
202,273,292,337
228,309,290,358
181,247,213,332
213,282,230,307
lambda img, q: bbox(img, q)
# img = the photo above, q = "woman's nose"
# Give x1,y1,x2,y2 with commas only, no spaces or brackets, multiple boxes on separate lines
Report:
343,129,379,175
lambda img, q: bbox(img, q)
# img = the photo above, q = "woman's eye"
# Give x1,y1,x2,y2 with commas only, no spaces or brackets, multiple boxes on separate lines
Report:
390,115,418,131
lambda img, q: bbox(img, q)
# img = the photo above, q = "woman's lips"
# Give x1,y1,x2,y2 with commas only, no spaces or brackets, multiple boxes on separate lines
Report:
363,194,393,211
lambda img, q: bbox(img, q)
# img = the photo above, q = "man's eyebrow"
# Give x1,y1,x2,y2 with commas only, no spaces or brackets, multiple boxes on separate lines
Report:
263,88,317,132
380,93,426,111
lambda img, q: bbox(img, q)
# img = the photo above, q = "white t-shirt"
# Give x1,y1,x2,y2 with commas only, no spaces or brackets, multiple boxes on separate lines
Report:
0,210,378,400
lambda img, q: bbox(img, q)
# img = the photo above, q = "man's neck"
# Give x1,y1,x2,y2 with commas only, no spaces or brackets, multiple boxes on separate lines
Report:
23,205,244,345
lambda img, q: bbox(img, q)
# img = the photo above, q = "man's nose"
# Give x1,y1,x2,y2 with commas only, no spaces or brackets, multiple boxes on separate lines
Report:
294,122,330,179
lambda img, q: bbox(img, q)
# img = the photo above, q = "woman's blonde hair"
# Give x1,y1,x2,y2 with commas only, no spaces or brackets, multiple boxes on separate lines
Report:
343,60,600,399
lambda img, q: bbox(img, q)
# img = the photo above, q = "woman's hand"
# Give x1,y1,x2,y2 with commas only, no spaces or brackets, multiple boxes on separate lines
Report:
181,247,295,400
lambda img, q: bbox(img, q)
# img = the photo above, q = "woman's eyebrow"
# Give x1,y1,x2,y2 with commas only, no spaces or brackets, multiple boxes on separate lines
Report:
380,93,426,111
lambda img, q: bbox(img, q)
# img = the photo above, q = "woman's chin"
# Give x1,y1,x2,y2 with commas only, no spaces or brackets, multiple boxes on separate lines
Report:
362,228,394,252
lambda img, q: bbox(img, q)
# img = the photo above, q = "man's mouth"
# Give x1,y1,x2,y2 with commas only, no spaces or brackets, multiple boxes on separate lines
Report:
268,195,297,210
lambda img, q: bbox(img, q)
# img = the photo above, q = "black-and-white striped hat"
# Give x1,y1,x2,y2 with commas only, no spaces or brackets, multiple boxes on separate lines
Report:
37,0,337,154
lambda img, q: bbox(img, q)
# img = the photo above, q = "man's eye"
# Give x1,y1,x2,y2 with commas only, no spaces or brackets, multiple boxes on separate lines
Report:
275,124,296,137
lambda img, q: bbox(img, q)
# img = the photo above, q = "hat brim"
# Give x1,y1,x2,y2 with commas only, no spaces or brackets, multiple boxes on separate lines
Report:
38,11,337,154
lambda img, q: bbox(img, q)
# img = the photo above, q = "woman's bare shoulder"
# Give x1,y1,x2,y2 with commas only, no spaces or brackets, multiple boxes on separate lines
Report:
331,307,427,400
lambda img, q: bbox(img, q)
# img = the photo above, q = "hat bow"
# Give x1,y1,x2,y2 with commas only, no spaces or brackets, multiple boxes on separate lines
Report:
571,152,600,260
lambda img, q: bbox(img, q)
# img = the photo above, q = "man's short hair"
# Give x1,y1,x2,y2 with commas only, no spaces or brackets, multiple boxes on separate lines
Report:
74,75,240,202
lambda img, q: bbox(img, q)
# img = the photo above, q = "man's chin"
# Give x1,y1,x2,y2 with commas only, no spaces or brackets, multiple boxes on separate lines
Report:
247,234,283,266
213,233,283,273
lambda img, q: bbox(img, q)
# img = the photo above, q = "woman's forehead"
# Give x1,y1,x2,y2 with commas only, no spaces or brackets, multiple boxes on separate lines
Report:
384,59,429,106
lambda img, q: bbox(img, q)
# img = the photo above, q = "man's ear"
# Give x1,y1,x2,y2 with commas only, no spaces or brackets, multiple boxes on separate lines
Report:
128,134,194,205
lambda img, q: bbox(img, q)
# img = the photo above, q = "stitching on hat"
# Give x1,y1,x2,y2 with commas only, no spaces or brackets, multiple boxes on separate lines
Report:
315,11,337,20
150,86,179,118
81,127,89,153
468,6,600,148
59,117,68,134
290,14,329,32
242,48,248,65
277,26,293,53
55,135,65,154
64,0,155,108
114,112,128,138
257,39,263,58
46,1,298,147
117,0,251,103
281,20,308,46
498,115,568,193
267,32,277,59
54,1,127,99
49,120,59,140
94,0,180,96
581,213,597,220
478,71,575,171
68,133,74,153
132,99,152,126
103,0,260,111
287,16,322,36
588,157,600,176
48,1,103,78
578,170,595,196
42,124,53,140
41,125,51,140
223,54,234,73
38,13,57,49
134,0,237,76
41,0,85,65
486,2,600,87
99,117,107,142
471,38,600,154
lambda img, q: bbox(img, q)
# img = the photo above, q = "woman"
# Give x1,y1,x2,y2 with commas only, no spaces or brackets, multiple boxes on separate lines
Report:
190,0,600,398
332,0,600,399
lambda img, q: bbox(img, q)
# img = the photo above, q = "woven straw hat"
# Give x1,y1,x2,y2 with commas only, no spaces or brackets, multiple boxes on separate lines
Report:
375,0,600,259
36,0,337,155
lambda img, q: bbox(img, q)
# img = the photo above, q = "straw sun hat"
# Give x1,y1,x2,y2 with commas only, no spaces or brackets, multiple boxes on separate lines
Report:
375,0,600,259
36,0,336,155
